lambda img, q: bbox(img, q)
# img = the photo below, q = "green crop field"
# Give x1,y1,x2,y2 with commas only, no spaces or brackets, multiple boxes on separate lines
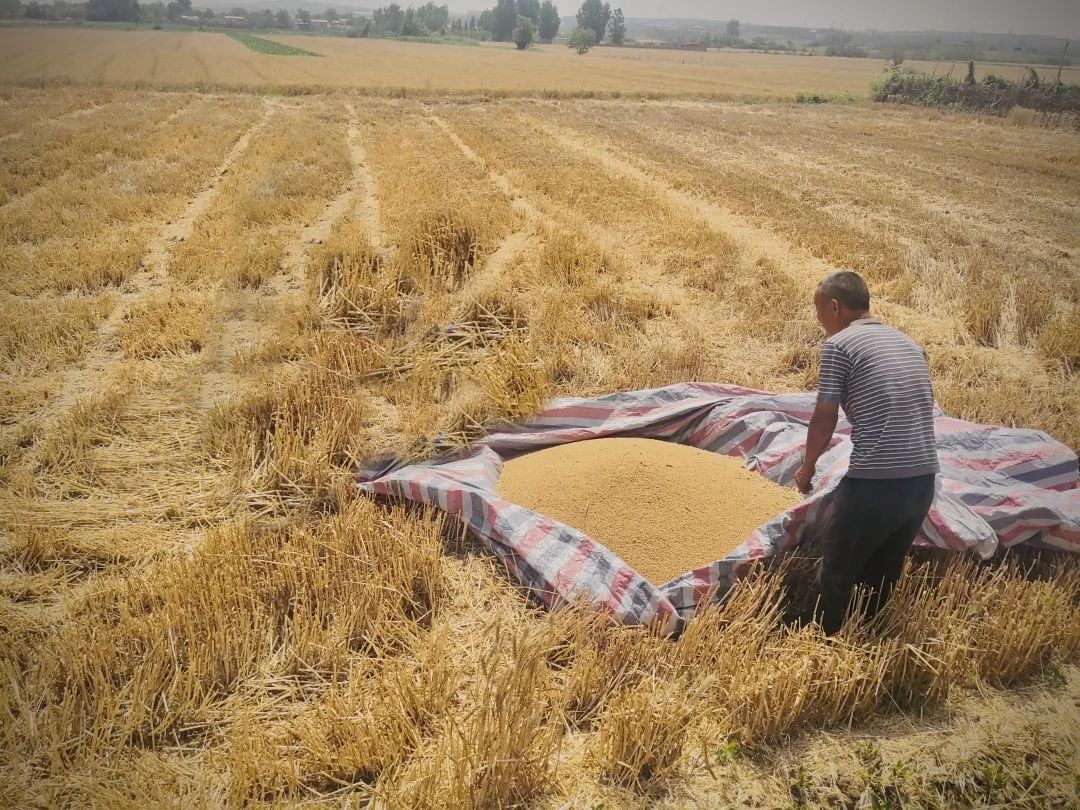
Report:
226,30,320,56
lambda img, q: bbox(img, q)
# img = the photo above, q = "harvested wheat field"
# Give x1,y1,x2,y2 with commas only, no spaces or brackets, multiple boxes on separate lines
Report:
1,58,1079,808
498,438,800,584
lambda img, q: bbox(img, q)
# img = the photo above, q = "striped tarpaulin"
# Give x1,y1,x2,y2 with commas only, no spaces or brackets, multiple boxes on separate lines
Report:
356,383,1079,634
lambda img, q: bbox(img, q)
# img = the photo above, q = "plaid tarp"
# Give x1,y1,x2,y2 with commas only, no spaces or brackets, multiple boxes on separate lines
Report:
356,383,1079,635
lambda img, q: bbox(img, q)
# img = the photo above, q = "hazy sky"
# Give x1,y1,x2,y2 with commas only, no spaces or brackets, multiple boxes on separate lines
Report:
617,0,1080,39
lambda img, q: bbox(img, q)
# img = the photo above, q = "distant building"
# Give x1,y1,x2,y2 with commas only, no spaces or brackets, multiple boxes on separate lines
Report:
223,15,246,26
178,14,199,23
309,18,330,29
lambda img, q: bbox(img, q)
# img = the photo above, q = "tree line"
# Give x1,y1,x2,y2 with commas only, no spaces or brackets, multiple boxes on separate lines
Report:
361,0,627,50
0,0,629,51
473,0,625,52
0,0,146,21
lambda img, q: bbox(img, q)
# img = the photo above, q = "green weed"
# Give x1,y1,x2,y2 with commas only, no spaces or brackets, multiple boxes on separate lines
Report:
226,31,321,56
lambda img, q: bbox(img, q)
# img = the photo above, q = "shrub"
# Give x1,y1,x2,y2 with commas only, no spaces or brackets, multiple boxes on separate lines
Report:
825,43,868,58
514,16,535,50
872,66,1080,118
568,27,596,54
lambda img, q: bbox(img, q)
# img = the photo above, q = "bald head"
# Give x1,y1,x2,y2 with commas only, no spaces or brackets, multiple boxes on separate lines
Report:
817,271,870,314
813,271,870,337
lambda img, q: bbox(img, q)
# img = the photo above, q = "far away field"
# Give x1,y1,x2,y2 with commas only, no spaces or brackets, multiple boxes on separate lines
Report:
2,26,1076,97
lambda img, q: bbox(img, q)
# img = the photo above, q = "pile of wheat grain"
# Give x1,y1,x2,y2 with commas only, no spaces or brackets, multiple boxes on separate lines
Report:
497,437,800,585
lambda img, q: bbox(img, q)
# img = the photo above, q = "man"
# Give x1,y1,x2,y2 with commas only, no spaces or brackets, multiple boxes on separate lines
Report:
795,271,939,635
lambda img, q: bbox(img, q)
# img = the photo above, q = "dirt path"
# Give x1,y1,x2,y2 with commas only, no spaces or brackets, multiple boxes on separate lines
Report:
428,113,548,293
280,102,365,280
195,287,262,410
429,114,549,225
0,102,110,143
163,102,194,124
37,101,276,418
430,112,685,287
143,99,276,279
346,101,386,253
201,102,366,408
477,230,533,287
531,117,970,344
532,118,844,284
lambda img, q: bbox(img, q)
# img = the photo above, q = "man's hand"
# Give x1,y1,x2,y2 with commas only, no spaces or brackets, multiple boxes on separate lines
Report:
799,401,840,496
795,462,814,495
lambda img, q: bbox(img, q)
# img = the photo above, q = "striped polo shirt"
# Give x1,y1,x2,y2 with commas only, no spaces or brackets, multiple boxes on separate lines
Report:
818,317,939,479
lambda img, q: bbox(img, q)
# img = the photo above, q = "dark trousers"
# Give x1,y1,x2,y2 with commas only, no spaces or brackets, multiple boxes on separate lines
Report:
816,474,936,635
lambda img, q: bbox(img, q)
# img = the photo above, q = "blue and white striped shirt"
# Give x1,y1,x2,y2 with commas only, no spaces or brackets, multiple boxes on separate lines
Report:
818,318,939,479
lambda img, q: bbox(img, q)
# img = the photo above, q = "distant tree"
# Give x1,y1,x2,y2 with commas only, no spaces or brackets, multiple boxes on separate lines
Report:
491,0,516,40
568,26,594,53
513,14,534,48
607,6,624,44
274,8,290,26
165,0,188,18
575,0,608,42
964,59,975,84
400,7,420,34
86,0,140,20
515,0,538,23
140,0,165,22
228,7,246,18
415,2,448,33
537,0,557,40
821,27,866,57
251,8,274,27
373,2,403,33
24,0,51,17
0,0,22,18
324,7,338,20
725,17,738,39
296,8,310,24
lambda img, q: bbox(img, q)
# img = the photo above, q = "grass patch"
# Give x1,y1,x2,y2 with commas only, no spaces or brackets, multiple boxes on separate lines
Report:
226,31,321,57
393,34,482,46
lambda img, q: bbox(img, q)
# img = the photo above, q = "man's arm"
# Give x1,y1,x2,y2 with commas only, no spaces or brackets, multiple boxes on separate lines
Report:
796,402,839,493
796,341,848,494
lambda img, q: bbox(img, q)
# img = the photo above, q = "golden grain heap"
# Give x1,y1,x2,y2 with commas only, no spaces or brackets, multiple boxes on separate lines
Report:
498,438,800,584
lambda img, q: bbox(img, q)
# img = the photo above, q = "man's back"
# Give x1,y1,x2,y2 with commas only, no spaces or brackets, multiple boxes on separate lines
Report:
817,318,939,479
